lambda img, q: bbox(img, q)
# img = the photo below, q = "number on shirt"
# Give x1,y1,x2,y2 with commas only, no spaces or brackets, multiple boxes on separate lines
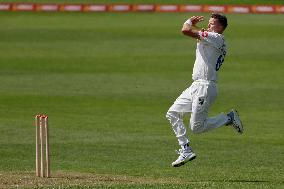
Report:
216,55,224,71
215,47,226,71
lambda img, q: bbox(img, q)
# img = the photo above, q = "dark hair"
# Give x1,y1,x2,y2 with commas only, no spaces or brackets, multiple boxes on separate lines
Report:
211,13,228,30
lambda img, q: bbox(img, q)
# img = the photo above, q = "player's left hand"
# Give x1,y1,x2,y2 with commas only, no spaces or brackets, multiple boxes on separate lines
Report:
190,16,204,26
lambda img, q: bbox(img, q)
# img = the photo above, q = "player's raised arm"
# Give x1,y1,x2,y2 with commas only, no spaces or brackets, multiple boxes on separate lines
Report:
181,16,204,39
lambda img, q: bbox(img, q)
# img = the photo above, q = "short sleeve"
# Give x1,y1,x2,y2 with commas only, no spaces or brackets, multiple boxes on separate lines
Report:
198,31,223,48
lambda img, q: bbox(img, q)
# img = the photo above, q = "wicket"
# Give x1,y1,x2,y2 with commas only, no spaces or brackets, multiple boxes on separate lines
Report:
35,114,50,178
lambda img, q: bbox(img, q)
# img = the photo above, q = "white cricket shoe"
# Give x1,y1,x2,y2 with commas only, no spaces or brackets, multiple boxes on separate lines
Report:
172,148,196,167
227,109,244,134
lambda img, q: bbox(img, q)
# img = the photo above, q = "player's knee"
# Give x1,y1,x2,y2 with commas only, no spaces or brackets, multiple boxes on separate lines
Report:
166,111,176,121
166,111,182,126
165,111,171,121
190,121,205,134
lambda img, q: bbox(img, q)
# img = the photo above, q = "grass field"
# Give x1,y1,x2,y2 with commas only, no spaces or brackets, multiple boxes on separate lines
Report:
0,11,283,189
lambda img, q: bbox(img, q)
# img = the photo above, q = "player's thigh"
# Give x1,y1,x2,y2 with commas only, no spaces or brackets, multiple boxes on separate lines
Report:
190,83,217,125
168,86,193,113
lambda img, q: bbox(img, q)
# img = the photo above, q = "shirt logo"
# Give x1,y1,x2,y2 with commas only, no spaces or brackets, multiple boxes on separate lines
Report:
202,32,208,38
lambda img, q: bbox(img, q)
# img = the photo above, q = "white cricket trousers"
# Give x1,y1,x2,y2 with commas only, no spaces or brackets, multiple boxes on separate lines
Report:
166,80,229,146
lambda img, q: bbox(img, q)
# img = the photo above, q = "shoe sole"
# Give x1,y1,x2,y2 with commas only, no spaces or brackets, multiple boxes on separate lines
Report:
172,154,197,167
232,110,244,134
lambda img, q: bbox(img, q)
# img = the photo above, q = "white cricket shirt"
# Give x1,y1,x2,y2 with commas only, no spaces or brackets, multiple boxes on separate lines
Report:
192,31,227,82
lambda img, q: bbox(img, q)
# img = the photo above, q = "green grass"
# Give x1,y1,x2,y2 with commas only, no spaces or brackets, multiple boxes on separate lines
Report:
0,12,283,189
1,0,284,5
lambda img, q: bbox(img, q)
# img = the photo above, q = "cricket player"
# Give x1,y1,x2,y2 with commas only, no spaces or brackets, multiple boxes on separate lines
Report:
166,13,244,167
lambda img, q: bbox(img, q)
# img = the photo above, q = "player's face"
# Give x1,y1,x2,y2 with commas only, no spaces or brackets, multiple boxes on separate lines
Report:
207,18,223,33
